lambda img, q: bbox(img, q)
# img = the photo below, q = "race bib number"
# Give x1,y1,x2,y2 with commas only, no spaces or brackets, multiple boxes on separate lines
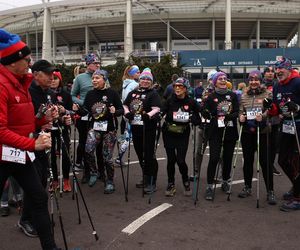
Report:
132,114,143,125
81,115,89,121
173,111,189,123
2,146,26,164
93,121,108,131
246,107,262,120
282,120,295,135
218,117,225,128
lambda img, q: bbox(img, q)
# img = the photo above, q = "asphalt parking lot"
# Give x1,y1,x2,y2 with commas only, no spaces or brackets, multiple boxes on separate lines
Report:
0,127,299,250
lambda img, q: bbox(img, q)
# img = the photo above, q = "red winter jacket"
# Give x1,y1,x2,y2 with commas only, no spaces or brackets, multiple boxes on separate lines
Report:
0,65,45,161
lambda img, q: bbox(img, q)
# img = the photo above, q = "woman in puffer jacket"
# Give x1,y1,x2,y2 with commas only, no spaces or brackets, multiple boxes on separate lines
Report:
238,70,276,205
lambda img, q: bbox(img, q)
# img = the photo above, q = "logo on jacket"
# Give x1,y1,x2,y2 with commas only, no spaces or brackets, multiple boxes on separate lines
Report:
15,96,20,103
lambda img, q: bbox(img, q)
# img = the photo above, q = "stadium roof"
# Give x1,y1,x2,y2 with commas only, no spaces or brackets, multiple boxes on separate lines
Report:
1,0,300,47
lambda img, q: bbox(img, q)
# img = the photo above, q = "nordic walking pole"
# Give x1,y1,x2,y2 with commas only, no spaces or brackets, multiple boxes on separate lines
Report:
142,121,146,198
113,116,128,202
59,136,63,197
256,124,260,209
57,124,99,241
266,115,270,194
71,118,81,224
227,124,243,201
193,123,208,205
126,123,131,198
291,112,300,156
47,140,68,250
192,124,196,179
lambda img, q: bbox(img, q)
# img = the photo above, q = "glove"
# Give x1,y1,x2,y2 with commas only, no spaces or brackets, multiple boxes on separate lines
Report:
285,101,300,113
263,98,273,110
201,109,212,120
124,112,135,121
191,114,201,126
225,113,235,122
142,112,150,122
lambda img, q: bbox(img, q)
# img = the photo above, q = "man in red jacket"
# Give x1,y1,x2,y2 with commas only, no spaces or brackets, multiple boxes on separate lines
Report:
0,29,60,250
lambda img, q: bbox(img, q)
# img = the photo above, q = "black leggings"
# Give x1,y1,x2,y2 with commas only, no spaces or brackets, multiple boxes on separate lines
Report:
51,128,71,180
132,126,158,184
207,136,236,185
0,162,56,250
241,132,274,191
165,147,189,184
278,132,300,197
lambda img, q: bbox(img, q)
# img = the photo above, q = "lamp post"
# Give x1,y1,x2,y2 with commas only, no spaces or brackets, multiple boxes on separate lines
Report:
33,12,39,61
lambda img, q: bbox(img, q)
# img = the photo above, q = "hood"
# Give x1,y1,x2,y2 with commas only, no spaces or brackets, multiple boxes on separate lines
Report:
123,78,137,89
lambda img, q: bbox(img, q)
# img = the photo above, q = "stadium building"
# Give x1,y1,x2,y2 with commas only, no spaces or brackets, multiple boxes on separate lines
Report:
1,0,300,82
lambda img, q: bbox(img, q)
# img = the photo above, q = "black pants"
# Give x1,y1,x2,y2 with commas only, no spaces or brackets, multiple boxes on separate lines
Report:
165,147,189,184
270,124,279,167
51,128,71,180
75,119,89,175
0,162,56,250
278,132,300,197
21,153,49,226
132,126,158,184
241,132,274,191
207,135,236,185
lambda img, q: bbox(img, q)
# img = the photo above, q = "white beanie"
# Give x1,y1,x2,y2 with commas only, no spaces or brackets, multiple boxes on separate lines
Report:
207,69,217,81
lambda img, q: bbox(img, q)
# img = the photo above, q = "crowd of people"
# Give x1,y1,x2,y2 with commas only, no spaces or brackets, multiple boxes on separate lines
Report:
1,28,300,249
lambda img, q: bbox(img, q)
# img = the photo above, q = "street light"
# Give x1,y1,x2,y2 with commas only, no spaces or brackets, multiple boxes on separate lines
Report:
33,12,39,61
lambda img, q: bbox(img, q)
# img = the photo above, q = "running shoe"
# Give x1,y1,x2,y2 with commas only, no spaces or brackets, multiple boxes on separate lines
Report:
165,183,176,197
238,186,252,198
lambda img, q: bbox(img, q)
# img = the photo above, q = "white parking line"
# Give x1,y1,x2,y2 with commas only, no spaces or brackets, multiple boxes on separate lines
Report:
122,203,173,235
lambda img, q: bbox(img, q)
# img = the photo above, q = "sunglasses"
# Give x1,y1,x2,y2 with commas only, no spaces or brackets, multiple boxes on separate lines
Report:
140,77,152,81
173,84,185,89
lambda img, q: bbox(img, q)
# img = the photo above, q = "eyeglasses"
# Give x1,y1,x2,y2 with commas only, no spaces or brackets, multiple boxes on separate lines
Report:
23,57,31,63
217,77,227,81
91,62,100,65
173,84,185,89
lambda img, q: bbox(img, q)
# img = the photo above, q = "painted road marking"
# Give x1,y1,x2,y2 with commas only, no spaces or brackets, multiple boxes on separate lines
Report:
215,178,258,188
122,203,173,235
128,157,166,165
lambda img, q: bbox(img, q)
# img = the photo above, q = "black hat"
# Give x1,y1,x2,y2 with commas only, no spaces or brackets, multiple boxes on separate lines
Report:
31,59,55,73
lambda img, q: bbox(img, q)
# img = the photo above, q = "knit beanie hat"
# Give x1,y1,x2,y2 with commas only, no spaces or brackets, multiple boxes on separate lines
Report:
207,69,217,81
128,65,140,76
85,53,100,65
274,57,292,70
0,29,31,65
174,77,189,89
93,69,108,81
248,70,262,80
139,67,153,81
212,72,227,85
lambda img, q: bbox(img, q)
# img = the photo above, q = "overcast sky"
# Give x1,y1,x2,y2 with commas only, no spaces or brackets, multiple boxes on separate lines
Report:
0,0,62,11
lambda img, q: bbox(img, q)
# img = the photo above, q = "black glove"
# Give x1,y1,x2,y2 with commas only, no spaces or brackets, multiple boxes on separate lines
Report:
263,98,273,110
125,112,135,121
191,113,201,126
201,109,212,120
142,112,150,122
285,101,299,113
225,113,235,122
